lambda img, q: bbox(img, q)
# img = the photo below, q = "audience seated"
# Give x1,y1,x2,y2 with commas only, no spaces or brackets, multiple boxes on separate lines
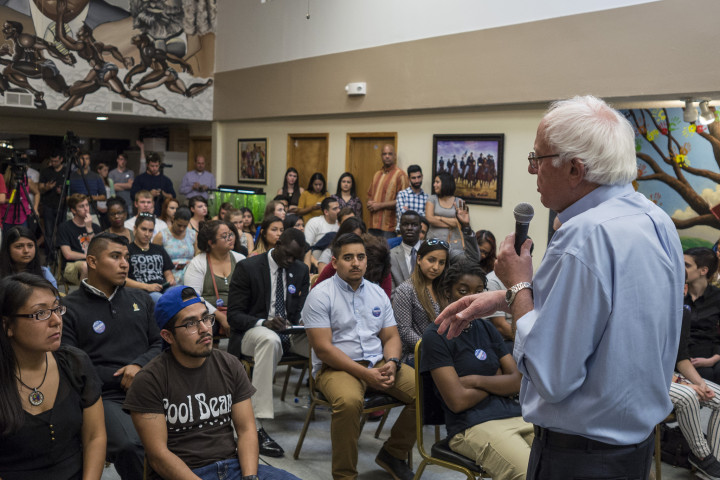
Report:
297,172,329,224
225,208,255,255
476,229,497,274
125,215,175,303
0,226,56,287
227,228,310,458
421,258,532,480
153,206,196,284
314,216,366,272
212,201,233,221
124,286,300,480
315,233,392,298
58,193,102,284
159,197,179,226
283,213,304,232
124,190,167,236
684,247,720,383
304,233,416,480
252,215,284,256
62,233,161,479
188,195,209,234
264,200,287,225
184,220,245,335
0,273,106,480
278,167,304,213
305,197,340,260
393,238,449,366
389,210,423,293
671,282,720,479
239,207,257,239
331,172,362,218
337,207,356,225
104,197,134,243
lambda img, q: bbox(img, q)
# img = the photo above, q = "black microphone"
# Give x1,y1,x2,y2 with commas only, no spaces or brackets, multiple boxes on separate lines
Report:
513,203,534,255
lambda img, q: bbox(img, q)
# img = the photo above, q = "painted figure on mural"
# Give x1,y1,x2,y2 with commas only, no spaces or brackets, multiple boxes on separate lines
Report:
53,0,166,113
0,19,74,108
124,33,212,98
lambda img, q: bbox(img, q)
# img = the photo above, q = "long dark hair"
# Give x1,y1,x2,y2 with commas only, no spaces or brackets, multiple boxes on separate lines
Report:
361,233,390,285
335,172,357,197
239,207,255,234
0,226,43,278
197,220,233,253
307,172,327,195
476,229,497,274
411,238,449,321
438,257,486,308
0,273,59,435
281,167,302,205
255,215,284,254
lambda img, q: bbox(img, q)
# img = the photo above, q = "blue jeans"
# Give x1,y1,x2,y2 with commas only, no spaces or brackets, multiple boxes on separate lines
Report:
192,458,301,480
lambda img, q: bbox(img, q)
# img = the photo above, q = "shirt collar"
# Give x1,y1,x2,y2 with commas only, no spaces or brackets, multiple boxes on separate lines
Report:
81,279,120,301
332,272,365,292
268,249,278,272
557,184,634,224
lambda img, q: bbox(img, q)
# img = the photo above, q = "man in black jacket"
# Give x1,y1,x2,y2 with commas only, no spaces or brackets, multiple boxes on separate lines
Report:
227,228,310,457
62,232,161,480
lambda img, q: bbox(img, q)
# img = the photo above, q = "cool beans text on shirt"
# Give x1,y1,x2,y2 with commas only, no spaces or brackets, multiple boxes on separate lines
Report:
163,393,232,425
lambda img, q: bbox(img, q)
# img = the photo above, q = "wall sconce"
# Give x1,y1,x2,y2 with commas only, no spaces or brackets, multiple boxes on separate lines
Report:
683,99,698,123
699,100,715,125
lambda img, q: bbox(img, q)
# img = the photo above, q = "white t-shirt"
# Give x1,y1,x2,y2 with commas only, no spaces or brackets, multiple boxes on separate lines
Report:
304,216,338,248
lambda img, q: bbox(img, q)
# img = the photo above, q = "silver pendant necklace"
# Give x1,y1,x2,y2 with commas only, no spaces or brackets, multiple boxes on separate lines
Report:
16,353,48,406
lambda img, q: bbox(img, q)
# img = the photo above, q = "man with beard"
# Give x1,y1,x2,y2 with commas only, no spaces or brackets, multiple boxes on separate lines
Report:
123,286,300,480
394,165,427,232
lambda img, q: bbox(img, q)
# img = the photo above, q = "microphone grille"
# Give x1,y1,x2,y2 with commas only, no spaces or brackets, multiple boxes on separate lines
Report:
513,202,535,223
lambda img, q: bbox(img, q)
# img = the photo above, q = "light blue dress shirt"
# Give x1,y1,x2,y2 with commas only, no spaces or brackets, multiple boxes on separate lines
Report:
302,274,396,376
513,184,683,445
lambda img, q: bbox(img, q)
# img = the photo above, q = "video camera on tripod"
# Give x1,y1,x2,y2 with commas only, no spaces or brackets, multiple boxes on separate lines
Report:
0,141,28,177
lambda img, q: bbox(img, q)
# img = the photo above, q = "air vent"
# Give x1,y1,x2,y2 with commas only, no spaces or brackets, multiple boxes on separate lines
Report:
111,101,134,113
6,92,33,107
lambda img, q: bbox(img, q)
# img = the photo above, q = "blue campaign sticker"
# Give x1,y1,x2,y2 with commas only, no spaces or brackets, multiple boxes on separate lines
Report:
216,298,225,307
474,349,487,361
92,320,106,334
372,306,382,317
288,284,296,294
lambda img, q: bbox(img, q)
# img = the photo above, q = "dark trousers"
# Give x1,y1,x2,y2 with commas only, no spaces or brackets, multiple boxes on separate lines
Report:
42,205,59,255
696,363,720,384
104,398,144,480
527,427,654,480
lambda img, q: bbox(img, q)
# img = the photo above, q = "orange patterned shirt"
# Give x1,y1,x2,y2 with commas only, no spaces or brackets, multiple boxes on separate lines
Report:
367,165,409,232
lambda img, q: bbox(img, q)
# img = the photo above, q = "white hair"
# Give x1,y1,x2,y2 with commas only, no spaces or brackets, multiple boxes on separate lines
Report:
542,95,637,185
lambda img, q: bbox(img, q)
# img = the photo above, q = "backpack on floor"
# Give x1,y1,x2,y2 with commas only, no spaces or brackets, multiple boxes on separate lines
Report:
658,424,692,469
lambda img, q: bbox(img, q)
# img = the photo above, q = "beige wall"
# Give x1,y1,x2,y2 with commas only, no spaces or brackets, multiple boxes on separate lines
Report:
214,0,720,121
214,106,549,266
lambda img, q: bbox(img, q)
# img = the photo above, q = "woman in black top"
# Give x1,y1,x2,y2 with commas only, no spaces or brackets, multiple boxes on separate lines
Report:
0,273,105,480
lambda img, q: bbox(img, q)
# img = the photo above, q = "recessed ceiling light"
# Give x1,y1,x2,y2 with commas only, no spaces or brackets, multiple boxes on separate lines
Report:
96,116,109,121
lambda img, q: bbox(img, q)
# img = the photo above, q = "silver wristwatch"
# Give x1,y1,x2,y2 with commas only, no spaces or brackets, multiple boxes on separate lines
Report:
505,282,532,307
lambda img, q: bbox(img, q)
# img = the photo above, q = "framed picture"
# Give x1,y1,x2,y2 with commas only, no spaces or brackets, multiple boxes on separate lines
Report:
238,138,268,184
432,134,504,206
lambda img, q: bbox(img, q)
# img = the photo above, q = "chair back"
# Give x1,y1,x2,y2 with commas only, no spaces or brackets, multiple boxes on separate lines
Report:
415,339,437,460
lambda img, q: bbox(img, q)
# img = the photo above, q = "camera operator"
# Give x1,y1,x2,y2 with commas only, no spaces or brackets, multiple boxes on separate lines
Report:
39,151,66,253
68,152,106,203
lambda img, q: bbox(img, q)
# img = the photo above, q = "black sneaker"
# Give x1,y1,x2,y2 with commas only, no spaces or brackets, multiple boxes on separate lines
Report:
689,452,720,480
375,447,414,480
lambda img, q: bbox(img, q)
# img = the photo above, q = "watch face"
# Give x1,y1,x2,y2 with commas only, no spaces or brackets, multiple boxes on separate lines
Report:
506,289,513,302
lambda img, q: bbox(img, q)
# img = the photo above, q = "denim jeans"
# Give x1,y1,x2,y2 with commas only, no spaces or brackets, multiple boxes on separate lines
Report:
192,458,301,480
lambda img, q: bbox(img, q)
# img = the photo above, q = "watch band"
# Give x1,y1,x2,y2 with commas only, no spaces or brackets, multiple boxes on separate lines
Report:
506,282,533,307
387,357,402,370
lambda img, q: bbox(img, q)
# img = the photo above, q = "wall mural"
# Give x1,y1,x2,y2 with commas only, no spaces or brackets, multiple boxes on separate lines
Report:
623,106,720,249
0,0,215,119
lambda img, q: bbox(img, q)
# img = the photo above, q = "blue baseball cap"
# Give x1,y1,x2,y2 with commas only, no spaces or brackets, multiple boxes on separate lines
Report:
154,286,204,330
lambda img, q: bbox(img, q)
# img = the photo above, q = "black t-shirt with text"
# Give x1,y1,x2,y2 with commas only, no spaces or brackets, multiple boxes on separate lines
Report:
128,243,173,285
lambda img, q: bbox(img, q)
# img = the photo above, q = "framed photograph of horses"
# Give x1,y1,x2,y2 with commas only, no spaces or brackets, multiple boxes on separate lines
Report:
431,134,504,206
238,139,268,184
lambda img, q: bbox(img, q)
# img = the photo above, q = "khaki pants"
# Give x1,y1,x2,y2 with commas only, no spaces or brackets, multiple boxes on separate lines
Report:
449,416,534,480
315,360,417,480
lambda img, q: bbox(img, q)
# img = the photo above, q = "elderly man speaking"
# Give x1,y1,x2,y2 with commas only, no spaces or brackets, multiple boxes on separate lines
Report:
436,95,684,479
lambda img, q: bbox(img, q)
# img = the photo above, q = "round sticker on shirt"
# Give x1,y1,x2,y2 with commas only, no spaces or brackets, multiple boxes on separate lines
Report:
288,284,296,294
216,298,225,307
474,349,487,361
372,306,382,317
92,320,106,334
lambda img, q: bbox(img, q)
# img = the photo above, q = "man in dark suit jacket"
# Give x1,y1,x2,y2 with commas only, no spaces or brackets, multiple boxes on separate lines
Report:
227,228,310,458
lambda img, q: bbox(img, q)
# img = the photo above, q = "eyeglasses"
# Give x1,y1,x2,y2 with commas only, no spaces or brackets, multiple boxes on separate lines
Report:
15,304,66,322
175,314,216,335
528,152,560,170
218,232,235,241
426,238,450,250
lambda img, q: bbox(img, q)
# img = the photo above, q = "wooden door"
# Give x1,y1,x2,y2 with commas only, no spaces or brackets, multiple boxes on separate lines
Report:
189,136,212,173
287,134,329,194
346,133,397,225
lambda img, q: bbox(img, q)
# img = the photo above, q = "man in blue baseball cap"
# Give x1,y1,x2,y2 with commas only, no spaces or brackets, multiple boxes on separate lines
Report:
123,286,300,480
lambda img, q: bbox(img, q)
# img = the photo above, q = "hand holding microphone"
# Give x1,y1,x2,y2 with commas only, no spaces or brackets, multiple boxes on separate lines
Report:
513,202,534,255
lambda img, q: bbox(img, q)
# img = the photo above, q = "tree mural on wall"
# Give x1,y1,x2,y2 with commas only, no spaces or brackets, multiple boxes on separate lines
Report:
627,107,720,229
